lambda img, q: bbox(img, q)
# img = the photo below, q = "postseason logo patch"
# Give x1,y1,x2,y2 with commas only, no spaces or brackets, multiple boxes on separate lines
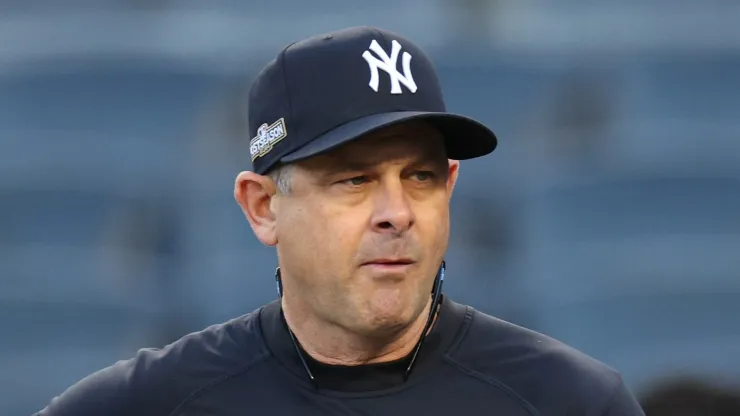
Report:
250,118,287,161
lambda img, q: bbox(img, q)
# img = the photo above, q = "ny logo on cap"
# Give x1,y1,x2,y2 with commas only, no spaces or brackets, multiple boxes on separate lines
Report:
362,39,417,95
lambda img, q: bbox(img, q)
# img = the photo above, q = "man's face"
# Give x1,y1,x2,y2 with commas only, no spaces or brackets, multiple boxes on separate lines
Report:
242,121,458,337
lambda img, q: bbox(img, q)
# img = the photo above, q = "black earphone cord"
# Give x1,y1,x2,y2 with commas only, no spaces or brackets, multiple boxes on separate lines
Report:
274,261,446,387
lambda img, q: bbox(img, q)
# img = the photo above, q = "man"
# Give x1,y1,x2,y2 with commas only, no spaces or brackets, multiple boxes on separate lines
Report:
36,26,645,415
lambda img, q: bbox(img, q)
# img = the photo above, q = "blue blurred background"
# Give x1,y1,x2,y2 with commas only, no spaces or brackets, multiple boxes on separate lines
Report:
2,1,740,414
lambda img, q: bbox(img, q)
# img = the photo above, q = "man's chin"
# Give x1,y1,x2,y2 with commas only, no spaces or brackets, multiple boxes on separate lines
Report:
359,304,425,338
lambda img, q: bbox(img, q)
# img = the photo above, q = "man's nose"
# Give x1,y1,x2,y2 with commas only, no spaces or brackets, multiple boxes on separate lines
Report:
370,179,415,235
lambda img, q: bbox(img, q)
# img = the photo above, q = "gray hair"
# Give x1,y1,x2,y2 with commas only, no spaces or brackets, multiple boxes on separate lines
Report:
267,164,293,195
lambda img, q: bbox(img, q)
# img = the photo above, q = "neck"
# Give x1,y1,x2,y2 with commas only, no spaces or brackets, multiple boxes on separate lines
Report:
281,295,434,366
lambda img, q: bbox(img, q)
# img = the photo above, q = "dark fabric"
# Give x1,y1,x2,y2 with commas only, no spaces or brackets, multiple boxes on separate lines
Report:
34,296,645,416
247,26,497,175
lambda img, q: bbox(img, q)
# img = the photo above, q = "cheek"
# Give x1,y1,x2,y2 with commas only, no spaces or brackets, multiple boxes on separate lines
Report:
275,206,316,270
328,211,369,266
415,201,450,245
277,203,367,269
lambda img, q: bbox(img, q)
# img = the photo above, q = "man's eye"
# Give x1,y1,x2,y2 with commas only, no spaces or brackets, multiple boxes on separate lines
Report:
412,171,436,182
342,176,368,186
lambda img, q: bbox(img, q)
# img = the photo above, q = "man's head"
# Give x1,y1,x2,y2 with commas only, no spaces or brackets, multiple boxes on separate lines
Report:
234,26,497,338
236,120,458,336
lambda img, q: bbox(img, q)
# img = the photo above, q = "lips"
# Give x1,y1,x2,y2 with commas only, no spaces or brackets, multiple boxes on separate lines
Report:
362,258,415,266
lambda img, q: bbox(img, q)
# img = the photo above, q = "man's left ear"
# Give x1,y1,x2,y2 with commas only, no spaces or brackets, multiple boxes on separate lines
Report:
447,159,460,195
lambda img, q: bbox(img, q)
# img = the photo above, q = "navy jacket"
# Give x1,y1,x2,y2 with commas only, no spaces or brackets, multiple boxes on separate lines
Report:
36,296,645,415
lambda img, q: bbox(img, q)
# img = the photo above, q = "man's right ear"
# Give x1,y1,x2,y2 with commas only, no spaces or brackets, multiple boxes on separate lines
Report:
234,171,278,246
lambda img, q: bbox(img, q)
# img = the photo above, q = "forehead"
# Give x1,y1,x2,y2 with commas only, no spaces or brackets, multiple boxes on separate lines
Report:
301,121,446,169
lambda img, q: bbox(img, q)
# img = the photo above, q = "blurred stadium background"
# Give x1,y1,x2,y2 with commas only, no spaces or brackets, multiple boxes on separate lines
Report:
2,1,740,414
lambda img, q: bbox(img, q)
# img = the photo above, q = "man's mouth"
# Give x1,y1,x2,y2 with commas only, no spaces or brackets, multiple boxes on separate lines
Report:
362,258,416,268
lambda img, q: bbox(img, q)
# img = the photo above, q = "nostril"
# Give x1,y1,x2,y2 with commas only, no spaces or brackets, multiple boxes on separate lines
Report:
377,221,393,230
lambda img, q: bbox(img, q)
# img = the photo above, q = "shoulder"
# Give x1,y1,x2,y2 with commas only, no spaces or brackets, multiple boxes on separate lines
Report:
35,307,270,416
446,303,644,414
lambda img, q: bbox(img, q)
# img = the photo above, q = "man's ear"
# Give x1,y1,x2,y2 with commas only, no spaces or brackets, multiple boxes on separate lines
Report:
234,171,278,246
447,159,460,196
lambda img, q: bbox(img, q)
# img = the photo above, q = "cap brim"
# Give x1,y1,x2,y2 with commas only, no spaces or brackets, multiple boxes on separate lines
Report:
280,111,497,164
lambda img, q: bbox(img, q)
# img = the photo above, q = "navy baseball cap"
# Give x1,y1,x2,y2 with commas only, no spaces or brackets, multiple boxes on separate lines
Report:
247,26,498,175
